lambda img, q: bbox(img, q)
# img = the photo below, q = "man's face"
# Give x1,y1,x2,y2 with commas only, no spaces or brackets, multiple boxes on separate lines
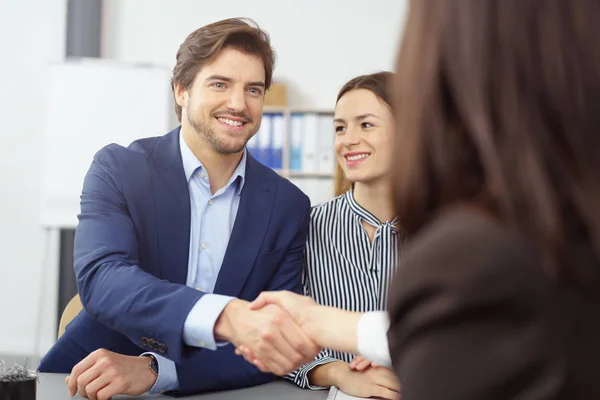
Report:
176,47,265,154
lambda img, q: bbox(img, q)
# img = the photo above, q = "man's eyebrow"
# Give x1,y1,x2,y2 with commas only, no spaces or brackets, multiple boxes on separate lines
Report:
205,75,265,88
205,74,233,82
247,81,266,88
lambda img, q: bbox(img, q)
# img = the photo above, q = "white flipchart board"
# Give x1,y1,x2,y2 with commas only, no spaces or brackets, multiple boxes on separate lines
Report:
40,59,174,228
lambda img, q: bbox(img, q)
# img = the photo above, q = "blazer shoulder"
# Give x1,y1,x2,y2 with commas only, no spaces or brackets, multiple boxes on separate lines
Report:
127,136,161,155
253,161,310,207
91,136,161,170
395,209,545,298
277,176,310,213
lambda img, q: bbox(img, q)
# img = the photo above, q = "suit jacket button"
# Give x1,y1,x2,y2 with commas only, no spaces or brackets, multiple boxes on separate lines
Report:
158,344,167,353
141,337,149,346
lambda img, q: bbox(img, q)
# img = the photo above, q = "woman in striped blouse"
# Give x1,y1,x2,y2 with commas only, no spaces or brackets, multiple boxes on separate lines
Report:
287,71,401,399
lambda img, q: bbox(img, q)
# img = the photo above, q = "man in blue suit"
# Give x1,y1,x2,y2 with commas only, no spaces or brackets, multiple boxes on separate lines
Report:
38,18,319,397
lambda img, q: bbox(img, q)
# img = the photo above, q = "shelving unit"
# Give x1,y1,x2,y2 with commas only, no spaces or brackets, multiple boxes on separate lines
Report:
253,106,336,205
258,106,336,179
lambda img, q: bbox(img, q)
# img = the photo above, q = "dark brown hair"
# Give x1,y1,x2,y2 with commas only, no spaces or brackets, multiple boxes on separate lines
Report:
171,17,276,121
394,0,600,281
333,71,395,197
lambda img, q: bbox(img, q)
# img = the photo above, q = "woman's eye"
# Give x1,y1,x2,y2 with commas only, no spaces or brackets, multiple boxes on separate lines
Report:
335,126,346,134
361,122,373,129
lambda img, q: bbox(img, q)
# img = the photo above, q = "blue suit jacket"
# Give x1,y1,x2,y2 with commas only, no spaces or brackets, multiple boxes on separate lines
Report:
41,128,311,395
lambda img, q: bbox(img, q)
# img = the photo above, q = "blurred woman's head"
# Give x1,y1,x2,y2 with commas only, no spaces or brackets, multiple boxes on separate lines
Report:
394,0,600,280
333,71,395,196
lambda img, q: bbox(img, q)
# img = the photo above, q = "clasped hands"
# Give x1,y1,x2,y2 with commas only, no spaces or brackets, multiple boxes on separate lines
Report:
227,290,376,374
214,291,321,376
229,290,342,373
234,292,400,399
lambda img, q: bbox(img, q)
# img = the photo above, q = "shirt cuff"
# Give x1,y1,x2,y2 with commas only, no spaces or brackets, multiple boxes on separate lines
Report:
356,311,392,368
140,353,178,394
290,356,340,390
182,293,234,350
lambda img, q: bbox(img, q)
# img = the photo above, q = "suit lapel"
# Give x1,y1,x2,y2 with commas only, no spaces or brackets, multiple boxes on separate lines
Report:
151,128,191,285
214,156,275,296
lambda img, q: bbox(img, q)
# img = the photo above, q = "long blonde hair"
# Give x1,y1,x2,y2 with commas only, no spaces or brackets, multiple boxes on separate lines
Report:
333,71,395,197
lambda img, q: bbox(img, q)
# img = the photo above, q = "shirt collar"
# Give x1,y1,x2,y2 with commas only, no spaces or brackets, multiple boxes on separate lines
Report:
344,188,399,230
179,132,247,195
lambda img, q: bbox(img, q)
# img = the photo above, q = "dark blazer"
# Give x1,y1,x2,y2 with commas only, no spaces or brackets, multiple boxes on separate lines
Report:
387,209,600,399
38,127,311,395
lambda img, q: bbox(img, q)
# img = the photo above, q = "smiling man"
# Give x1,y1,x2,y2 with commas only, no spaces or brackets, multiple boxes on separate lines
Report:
37,18,319,398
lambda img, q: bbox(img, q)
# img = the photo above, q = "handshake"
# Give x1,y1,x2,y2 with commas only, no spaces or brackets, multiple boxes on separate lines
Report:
215,290,351,376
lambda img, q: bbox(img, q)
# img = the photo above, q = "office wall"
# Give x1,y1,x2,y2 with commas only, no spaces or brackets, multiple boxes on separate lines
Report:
0,0,67,355
0,0,407,356
102,0,407,108
101,0,408,206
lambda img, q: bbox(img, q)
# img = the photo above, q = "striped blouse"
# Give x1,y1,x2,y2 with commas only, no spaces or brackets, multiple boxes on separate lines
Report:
286,189,400,389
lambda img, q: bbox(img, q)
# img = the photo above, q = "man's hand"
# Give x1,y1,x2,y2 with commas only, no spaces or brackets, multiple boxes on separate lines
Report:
66,349,157,399
248,290,319,333
215,298,320,376
235,291,324,372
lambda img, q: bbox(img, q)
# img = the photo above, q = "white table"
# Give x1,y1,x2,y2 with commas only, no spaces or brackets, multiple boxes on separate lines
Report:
36,373,329,399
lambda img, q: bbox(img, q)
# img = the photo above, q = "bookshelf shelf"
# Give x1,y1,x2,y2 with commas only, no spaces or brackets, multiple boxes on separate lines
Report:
275,170,335,179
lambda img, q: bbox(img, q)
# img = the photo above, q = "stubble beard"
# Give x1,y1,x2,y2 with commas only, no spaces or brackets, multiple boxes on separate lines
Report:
188,112,249,155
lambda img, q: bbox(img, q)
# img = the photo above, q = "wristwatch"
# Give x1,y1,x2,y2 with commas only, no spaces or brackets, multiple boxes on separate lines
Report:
147,354,159,376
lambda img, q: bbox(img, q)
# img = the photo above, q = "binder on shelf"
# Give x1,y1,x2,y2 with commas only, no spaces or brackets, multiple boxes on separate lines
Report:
255,114,272,166
302,113,319,173
317,114,335,174
290,113,304,171
271,113,285,170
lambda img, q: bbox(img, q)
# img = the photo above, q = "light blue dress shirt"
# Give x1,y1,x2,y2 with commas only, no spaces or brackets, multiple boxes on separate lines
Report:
145,132,247,393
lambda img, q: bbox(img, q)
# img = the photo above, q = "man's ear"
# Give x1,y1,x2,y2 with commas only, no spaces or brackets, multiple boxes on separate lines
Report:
174,82,187,107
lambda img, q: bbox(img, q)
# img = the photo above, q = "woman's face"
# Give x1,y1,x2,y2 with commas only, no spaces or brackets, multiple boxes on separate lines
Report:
334,89,395,186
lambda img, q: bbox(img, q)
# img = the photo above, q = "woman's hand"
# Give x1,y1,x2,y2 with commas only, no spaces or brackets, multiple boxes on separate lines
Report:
331,361,400,399
348,355,380,371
